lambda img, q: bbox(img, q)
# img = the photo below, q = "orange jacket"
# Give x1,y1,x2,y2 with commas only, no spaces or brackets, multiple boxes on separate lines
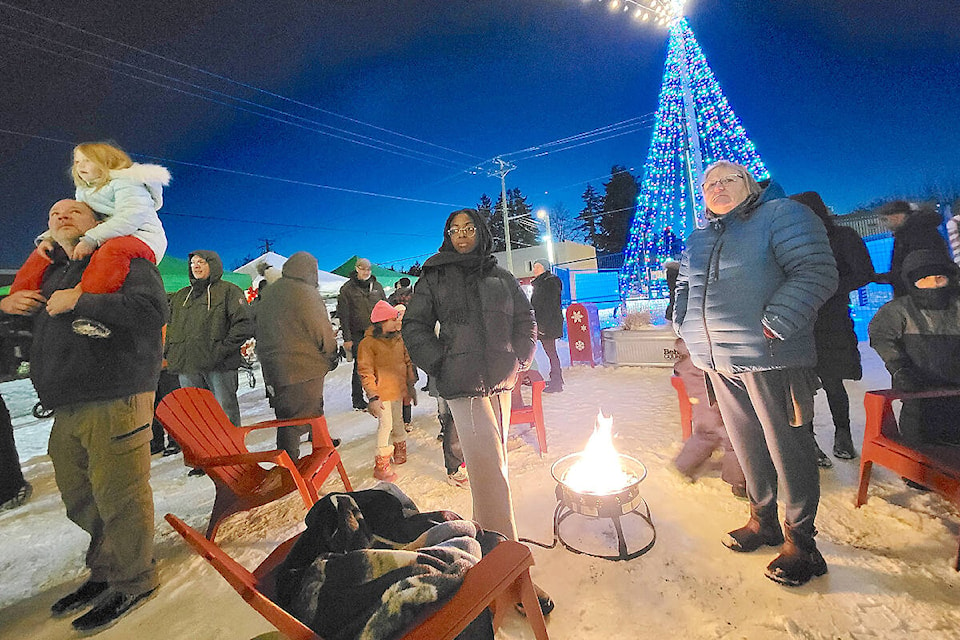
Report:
357,327,414,402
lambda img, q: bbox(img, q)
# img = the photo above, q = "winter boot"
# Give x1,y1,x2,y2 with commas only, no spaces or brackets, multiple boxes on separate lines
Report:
373,455,398,482
764,526,828,587
806,423,833,468
832,426,857,459
722,504,784,552
402,403,412,429
544,378,563,393
392,441,407,464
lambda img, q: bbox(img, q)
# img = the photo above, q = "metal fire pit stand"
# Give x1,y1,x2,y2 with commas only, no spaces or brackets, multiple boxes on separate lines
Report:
551,454,657,562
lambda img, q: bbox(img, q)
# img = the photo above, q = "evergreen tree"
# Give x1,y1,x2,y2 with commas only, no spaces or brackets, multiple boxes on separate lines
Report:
597,165,638,255
547,202,576,242
476,193,494,241
576,184,604,246
489,188,538,251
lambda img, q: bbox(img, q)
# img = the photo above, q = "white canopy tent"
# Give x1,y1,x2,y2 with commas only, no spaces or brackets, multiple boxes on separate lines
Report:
233,251,348,298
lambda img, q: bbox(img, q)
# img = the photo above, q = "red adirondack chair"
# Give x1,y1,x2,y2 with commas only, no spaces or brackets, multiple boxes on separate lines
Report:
156,387,352,540
165,513,549,640
670,375,693,441
857,388,960,570
510,370,548,456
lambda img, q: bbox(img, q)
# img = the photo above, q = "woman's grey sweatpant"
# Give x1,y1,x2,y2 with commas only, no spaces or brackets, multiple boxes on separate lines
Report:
446,392,517,541
706,368,820,538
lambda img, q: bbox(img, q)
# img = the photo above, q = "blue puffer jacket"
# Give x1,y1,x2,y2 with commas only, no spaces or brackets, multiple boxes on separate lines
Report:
674,182,838,373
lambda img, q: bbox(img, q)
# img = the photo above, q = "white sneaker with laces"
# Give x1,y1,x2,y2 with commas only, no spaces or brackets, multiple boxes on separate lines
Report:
446,467,469,489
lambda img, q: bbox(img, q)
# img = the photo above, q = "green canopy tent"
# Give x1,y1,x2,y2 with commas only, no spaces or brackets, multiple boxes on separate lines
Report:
1,255,252,296
331,256,416,291
157,255,251,294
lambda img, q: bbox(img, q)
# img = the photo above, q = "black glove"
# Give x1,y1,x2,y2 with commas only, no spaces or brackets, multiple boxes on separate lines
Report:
891,367,924,392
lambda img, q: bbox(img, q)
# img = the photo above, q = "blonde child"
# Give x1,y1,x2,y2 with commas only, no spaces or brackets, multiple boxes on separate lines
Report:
357,301,416,482
14,142,168,298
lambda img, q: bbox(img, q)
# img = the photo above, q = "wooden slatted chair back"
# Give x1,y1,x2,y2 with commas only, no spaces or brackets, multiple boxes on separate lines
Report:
156,387,261,491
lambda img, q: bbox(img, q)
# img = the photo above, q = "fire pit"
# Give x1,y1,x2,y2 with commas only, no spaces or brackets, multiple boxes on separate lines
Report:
549,414,656,561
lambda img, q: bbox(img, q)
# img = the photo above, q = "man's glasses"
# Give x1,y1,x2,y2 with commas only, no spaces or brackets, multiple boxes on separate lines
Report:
447,225,477,237
702,174,744,193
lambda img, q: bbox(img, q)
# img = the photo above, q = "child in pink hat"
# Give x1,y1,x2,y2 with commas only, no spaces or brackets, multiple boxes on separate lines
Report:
357,301,417,481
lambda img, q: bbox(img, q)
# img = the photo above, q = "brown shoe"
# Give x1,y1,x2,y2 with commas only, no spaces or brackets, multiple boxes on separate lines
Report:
392,441,407,464
374,455,398,482
722,506,784,552
765,527,828,586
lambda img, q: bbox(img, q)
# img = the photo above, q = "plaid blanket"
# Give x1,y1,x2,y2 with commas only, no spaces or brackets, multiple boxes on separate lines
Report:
275,485,497,640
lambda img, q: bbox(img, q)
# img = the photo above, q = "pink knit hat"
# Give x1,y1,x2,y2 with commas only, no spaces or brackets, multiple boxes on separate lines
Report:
370,300,399,324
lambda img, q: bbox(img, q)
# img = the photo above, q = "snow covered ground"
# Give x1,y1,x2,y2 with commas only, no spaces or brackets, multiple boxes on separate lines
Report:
1,342,959,640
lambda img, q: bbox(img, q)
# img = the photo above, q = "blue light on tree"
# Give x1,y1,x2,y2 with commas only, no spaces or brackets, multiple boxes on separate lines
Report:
620,18,768,299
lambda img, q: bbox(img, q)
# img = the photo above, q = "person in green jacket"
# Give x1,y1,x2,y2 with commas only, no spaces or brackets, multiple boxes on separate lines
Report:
165,250,254,426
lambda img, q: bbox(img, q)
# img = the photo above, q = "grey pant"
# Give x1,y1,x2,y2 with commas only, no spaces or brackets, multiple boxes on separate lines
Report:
178,370,241,426
271,376,326,462
447,393,517,541
707,369,820,537
48,392,158,596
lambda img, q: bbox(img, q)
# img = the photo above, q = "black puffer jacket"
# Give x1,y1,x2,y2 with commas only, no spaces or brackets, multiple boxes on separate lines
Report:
403,210,536,400
29,247,167,409
166,250,254,374
337,272,386,344
880,209,950,298
530,271,564,340
790,192,875,380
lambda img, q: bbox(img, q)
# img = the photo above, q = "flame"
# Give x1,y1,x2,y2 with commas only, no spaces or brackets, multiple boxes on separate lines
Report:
562,411,635,494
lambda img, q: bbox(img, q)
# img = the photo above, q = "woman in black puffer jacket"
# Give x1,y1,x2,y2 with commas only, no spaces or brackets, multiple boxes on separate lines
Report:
403,209,553,614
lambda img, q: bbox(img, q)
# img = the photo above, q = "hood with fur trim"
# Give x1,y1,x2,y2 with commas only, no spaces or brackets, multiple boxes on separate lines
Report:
108,163,171,209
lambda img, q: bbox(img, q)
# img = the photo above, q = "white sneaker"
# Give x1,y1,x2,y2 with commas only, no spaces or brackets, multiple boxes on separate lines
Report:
446,467,469,489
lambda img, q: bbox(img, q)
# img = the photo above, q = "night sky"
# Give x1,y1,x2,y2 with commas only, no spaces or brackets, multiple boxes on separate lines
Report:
2,0,959,272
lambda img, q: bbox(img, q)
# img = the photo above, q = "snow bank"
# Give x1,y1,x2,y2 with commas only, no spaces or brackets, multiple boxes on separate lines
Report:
1,344,959,639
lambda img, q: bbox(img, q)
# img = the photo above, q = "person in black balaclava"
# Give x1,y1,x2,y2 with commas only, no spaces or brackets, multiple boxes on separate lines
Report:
869,249,960,448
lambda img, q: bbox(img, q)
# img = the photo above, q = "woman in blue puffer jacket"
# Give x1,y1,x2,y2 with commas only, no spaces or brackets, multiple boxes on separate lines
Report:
674,161,837,587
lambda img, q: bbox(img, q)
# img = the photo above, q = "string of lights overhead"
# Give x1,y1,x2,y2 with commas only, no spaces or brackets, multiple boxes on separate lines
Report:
587,0,687,27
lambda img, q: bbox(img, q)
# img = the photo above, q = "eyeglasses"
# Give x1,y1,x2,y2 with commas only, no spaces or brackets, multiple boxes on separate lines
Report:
702,174,744,193
447,225,477,237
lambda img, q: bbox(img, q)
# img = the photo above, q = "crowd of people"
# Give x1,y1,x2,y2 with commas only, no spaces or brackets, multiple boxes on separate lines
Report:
2,142,959,633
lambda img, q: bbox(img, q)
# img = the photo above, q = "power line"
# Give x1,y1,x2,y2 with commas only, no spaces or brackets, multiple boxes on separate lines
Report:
0,0,485,163
158,211,437,239
0,127,471,208
0,30,475,171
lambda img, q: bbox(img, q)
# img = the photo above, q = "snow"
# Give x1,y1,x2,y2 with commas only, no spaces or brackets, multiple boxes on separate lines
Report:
1,343,959,640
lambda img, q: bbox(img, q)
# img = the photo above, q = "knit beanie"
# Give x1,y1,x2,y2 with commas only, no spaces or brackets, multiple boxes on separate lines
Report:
370,300,399,324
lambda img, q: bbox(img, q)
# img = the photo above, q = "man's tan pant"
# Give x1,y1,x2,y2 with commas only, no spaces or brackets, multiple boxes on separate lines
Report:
48,392,158,596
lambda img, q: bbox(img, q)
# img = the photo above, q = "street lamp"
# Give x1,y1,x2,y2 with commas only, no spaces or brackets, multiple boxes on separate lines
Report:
537,209,555,266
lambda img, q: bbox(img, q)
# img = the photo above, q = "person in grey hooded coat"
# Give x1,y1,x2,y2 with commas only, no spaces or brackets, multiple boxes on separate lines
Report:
674,161,838,588
254,251,339,461
166,250,254,427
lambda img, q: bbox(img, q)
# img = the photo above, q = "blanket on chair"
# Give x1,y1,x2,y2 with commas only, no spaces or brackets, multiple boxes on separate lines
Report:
275,484,498,640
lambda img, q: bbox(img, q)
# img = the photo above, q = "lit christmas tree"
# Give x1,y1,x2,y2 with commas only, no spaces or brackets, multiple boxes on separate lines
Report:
620,18,768,299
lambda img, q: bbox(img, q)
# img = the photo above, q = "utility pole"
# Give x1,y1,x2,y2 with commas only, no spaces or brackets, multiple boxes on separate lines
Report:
489,157,516,274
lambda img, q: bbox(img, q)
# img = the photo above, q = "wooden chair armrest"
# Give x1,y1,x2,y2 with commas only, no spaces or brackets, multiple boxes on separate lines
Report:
244,416,325,431
867,388,960,401
524,370,545,385
203,451,288,468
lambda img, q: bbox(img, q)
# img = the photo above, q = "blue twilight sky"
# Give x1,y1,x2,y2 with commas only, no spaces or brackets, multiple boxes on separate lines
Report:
2,0,959,272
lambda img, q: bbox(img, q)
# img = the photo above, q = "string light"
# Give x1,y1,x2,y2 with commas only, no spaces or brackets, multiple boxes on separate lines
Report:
619,18,769,299
590,0,686,27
